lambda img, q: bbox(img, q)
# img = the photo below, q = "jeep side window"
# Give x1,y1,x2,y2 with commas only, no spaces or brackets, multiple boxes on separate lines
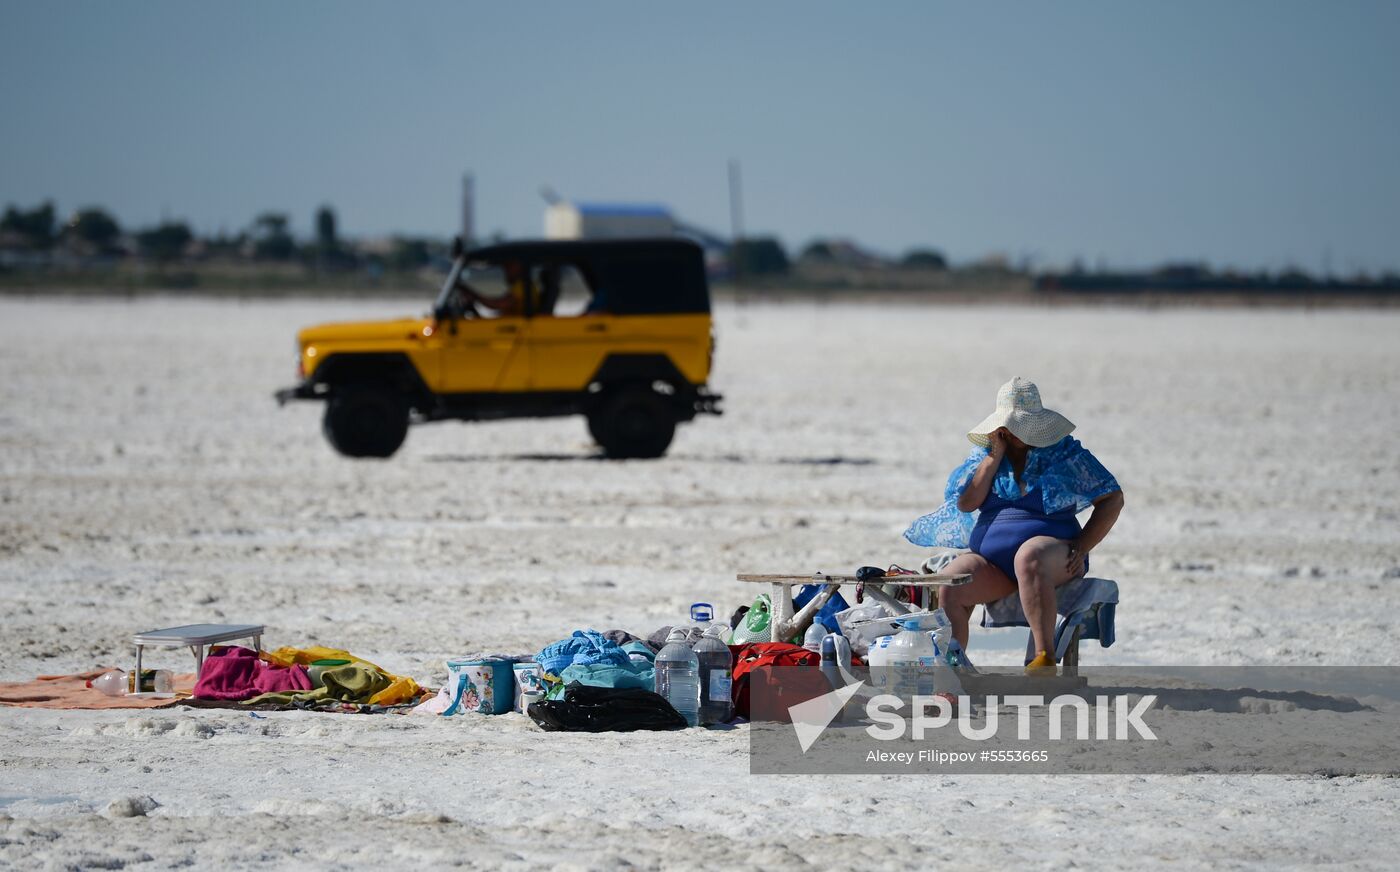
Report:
541,263,603,317
454,262,533,318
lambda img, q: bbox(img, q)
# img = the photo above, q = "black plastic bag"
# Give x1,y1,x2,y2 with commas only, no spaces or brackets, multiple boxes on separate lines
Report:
527,682,688,732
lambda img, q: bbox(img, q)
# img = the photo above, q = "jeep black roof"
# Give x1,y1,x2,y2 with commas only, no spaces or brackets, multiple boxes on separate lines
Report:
466,238,710,315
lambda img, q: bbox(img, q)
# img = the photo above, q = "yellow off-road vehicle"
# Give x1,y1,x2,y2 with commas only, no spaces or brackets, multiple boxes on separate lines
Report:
276,238,721,459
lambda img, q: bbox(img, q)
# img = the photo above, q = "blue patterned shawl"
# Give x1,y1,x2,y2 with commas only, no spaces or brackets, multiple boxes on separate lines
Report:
904,436,1119,548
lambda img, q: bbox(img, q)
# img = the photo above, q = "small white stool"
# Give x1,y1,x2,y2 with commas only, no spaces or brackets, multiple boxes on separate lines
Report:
132,623,265,681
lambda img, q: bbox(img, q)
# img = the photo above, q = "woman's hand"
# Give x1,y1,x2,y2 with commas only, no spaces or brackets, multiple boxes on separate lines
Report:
986,427,1008,458
1064,538,1087,577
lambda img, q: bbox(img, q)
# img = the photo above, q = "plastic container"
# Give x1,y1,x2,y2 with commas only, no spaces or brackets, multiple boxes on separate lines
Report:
512,662,544,713
653,629,700,727
867,612,940,698
819,633,854,688
730,593,772,645
442,658,513,715
693,625,733,725
802,622,828,652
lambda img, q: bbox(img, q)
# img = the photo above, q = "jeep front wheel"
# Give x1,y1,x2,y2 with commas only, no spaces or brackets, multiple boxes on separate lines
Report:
589,387,676,459
322,388,409,458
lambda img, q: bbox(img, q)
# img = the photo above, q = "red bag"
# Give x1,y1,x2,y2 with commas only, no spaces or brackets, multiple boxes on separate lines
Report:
729,642,832,723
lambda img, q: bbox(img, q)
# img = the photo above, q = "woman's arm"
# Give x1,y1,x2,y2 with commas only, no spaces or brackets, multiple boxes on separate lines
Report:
956,432,1006,512
1066,489,1125,573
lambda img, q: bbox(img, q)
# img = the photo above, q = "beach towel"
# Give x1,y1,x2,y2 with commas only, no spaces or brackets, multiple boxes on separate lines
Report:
0,669,195,710
245,662,395,708
257,645,421,705
191,646,311,701
557,659,655,692
535,630,630,675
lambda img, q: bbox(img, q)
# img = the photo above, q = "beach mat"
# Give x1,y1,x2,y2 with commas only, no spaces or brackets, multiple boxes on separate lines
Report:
0,669,196,710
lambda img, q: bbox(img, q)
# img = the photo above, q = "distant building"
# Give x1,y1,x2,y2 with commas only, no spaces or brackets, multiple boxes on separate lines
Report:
545,202,675,240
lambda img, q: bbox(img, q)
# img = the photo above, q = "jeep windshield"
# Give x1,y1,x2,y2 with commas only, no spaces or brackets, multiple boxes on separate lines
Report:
433,260,516,319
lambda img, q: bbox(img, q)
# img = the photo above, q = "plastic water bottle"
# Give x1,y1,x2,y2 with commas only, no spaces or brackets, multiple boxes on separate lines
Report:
819,634,843,688
89,670,128,696
802,622,828,652
690,602,715,630
89,669,173,696
693,625,733,725
654,628,700,727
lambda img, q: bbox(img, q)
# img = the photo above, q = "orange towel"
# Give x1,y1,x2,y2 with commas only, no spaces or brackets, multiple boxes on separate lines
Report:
0,669,196,710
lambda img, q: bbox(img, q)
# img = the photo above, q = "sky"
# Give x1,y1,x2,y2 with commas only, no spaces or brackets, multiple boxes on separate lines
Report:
2,1,1398,272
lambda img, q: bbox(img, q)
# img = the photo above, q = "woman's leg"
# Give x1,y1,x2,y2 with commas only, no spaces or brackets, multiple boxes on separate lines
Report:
1013,536,1082,658
936,553,1016,649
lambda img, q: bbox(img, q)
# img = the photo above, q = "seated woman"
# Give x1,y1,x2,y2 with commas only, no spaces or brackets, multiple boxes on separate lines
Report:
905,377,1124,676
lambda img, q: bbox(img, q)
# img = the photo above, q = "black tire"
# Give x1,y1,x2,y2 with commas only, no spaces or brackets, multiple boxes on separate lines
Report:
322,388,409,458
586,408,614,449
588,386,676,459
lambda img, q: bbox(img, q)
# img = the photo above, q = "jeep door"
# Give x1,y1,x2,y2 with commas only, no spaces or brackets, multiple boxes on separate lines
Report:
524,264,612,391
435,315,525,393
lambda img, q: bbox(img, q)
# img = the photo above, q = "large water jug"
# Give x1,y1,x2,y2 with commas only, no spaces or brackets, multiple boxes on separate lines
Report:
692,625,733,725
654,628,700,727
867,612,942,698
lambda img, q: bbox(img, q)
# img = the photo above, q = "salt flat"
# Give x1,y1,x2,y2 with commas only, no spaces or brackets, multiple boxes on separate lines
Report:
2,295,1398,869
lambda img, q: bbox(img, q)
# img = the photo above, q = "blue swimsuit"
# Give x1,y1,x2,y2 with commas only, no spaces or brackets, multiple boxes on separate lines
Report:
968,486,1083,581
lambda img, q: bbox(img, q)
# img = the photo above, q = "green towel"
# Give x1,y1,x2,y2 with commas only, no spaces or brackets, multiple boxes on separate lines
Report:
245,663,392,707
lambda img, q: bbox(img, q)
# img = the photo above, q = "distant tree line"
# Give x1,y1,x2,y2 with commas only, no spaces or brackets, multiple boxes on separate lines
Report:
0,200,445,273
1,199,962,284
10,197,1391,293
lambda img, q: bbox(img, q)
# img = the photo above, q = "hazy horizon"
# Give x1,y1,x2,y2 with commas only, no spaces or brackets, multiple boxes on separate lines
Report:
3,1,1398,273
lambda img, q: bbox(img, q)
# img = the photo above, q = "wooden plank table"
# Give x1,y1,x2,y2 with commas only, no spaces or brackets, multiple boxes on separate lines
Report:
736,573,970,643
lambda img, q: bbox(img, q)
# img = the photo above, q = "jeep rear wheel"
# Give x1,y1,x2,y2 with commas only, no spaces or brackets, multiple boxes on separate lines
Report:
589,386,676,459
322,388,409,458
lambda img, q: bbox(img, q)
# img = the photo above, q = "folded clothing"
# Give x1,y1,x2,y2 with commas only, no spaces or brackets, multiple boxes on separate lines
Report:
192,647,311,701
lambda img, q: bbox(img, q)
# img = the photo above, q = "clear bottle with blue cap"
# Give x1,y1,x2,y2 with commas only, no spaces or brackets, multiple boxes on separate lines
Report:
685,602,733,724
654,628,701,727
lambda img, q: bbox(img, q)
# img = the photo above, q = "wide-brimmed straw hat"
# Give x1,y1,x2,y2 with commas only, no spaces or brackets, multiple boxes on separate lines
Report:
967,377,1075,448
